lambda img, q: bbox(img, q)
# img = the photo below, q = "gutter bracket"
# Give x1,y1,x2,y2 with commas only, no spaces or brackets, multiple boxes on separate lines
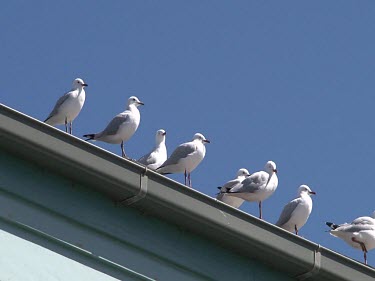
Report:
119,167,148,206
295,244,322,280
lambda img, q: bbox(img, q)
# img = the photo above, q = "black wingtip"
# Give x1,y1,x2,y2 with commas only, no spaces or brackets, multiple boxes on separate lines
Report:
326,222,339,229
217,186,222,190
155,166,170,175
155,169,169,175
83,134,95,141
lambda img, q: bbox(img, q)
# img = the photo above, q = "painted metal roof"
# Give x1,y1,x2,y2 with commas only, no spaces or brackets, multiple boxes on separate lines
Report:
1,103,374,281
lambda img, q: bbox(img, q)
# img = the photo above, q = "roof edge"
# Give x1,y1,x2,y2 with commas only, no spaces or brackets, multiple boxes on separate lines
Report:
1,104,374,281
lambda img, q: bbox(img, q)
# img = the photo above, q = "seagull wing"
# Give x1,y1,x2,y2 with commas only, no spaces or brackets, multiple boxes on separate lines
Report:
101,113,130,136
158,142,196,167
229,171,268,194
275,198,302,227
45,92,72,121
138,150,158,165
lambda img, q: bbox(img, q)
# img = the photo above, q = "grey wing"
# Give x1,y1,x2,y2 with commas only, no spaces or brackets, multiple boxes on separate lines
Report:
337,224,375,233
138,151,156,165
276,198,301,226
216,179,241,197
217,179,241,199
352,216,375,225
229,172,267,193
221,179,241,191
160,143,195,167
102,114,130,136
45,93,71,121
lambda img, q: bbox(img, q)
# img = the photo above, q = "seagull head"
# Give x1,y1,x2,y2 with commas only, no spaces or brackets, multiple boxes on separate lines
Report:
236,168,250,178
128,96,144,107
264,161,277,174
193,133,210,144
298,185,316,196
155,129,166,143
73,78,88,89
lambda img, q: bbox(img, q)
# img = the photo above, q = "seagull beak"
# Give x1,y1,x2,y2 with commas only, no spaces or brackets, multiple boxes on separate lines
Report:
309,191,316,195
162,132,167,136
204,139,210,143
82,83,88,87
273,169,277,173
138,101,145,105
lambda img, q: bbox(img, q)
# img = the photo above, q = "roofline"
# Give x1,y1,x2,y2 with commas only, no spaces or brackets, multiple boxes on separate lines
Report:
1,103,374,281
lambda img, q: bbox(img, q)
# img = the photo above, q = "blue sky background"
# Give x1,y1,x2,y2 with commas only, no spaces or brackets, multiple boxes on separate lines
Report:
2,1,375,267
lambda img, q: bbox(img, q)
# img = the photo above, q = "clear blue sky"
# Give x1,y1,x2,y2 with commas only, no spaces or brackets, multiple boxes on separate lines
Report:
2,1,375,266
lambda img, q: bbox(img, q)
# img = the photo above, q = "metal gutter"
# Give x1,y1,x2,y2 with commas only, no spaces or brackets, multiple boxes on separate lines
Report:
1,103,374,281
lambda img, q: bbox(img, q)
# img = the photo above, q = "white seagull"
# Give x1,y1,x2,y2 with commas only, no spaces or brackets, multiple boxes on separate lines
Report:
225,161,278,219
216,168,250,208
275,185,316,235
45,78,88,134
83,96,144,158
138,129,167,170
350,211,375,226
156,133,210,187
326,218,375,265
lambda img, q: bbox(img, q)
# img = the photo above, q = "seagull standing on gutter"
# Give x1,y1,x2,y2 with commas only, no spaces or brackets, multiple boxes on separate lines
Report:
45,78,88,134
216,168,250,208
326,212,375,265
83,96,144,158
275,185,316,235
138,129,167,170
156,133,210,188
224,161,278,219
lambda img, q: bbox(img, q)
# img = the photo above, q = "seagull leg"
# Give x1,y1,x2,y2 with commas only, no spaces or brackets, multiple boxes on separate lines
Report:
65,117,68,133
295,225,298,235
69,121,73,135
259,201,262,219
352,237,368,265
188,173,191,188
184,170,187,186
121,141,126,158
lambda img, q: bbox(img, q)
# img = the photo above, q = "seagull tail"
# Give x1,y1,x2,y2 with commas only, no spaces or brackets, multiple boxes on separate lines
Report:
83,134,95,141
217,186,232,194
44,116,53,124
326,222,339,230
222,187,237,194
155,166,170,175
157,170,171,175
215,187,224,195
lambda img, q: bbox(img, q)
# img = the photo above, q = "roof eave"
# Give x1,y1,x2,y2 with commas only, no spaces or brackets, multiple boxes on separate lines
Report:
1,104,374,281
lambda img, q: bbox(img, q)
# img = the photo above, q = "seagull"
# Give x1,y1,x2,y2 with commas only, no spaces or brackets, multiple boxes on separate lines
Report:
275,185,316,235
225,161,278,219
350,211,375,226
216,168,250,208
156,133,210,187
83,96,144,158
326,219,375,265
137,129,167,170
45,78,88,134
